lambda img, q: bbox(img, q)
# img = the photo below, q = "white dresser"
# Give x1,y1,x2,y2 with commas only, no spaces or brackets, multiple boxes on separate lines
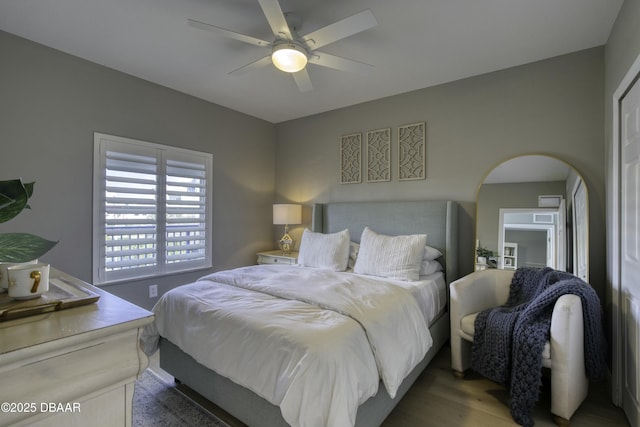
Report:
0,269,153,426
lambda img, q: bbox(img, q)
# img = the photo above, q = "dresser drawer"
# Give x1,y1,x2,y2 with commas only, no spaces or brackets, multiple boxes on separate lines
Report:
256,250,298,265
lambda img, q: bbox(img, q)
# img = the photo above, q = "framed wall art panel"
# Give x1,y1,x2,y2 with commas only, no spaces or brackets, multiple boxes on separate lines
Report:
340,133,362,184
366,128,391,182
398,122,426,181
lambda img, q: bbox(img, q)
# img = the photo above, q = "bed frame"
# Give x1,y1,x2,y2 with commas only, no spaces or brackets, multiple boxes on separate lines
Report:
159,200,459,427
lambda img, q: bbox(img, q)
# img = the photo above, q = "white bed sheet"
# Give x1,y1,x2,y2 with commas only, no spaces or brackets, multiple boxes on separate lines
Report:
391,271,447,326
140,265,443,427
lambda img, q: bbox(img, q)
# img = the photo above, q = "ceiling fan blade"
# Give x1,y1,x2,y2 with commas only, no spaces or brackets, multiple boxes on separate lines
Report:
229,55,272,75
257,0,293,40
303,9,377,50
292,69,313,92
308,51,373,74
188,19,271,47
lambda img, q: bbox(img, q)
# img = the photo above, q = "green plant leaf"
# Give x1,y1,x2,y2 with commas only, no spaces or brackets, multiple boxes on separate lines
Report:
22,181,34,210
0,193,14,211
0,179,33,224
22,181,34,198
0,233,58,263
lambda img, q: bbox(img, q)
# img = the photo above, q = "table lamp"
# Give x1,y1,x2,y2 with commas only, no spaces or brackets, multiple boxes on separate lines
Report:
273,204,302,255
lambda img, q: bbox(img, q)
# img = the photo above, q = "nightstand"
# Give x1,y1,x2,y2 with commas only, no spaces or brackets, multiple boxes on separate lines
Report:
257,250,299,265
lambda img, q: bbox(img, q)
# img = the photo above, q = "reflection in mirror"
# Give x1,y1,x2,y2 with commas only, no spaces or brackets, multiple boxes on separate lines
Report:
475,155,589,281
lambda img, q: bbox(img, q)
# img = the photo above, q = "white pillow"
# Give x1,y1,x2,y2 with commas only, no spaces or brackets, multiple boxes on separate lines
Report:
353,227,427,281
349,242,441,273
298,229,350,271
419,245,443,275
423,245,442,261
420,259,443,276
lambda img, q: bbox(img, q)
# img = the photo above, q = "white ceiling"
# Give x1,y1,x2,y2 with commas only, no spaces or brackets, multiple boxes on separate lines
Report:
0,0,624,123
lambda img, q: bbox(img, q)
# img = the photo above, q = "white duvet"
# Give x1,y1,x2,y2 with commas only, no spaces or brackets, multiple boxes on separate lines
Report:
140,265,434,427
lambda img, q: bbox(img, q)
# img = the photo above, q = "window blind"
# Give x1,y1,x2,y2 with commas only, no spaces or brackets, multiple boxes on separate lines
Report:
93,133,212,285
164,156,208,270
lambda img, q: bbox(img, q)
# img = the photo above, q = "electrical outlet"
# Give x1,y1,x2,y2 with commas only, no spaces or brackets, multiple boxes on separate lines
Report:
149,284,158,298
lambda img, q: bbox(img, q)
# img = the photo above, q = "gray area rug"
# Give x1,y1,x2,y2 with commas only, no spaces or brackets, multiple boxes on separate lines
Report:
133,368,229,427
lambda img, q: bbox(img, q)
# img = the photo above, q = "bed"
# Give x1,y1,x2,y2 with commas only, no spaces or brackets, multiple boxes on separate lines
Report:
141,200,458,427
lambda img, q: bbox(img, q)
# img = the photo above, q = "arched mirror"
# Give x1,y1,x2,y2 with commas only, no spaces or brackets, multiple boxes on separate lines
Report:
475,154,589,281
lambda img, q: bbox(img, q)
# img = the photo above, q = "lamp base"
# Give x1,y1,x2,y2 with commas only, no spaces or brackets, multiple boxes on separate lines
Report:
278,232,295,255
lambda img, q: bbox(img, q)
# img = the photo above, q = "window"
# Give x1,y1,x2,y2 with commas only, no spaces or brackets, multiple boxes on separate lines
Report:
93,133,212,285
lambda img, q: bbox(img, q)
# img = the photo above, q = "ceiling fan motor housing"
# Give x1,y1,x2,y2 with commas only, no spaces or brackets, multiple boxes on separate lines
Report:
271,40,308,73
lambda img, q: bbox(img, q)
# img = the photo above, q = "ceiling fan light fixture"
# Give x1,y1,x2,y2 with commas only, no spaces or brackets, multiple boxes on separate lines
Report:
271,43,308,73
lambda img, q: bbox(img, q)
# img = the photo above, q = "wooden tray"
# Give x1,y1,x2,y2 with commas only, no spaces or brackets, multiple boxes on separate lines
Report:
0,276,100,322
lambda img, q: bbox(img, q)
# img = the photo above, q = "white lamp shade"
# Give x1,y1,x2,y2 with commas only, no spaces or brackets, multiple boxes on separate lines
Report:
271,44,308,73
273,204,302,225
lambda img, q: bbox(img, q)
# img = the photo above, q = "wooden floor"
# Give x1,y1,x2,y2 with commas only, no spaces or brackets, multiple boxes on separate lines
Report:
382,346,628,427
149,345,629,427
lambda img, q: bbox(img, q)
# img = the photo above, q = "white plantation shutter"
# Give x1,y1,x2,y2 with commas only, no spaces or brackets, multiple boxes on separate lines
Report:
104,148,158,276
164,155,208,270
93,133,212,285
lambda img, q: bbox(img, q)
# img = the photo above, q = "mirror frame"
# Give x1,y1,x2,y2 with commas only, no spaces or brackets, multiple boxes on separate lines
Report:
475,154,589,280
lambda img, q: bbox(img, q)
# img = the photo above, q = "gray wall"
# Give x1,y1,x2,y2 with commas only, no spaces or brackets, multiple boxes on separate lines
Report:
275,47,606,289
0,30,276,309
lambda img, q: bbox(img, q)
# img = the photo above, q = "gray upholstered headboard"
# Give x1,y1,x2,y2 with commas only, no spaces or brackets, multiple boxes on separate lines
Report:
311,200,459,284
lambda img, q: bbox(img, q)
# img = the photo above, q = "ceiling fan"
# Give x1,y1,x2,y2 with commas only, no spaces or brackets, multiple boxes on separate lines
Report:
188,0,378,92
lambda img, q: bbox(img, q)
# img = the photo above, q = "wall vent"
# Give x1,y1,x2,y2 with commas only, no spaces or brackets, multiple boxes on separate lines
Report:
538,195,562,207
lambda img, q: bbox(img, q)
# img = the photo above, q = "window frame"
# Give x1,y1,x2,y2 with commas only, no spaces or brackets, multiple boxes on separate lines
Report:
93,132,213,285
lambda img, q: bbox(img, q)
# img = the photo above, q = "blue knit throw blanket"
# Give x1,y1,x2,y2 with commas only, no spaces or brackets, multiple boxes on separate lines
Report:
471,267,606,427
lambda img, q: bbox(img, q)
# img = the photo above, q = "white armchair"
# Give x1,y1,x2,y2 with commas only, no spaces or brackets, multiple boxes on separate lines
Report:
449,269,588,426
